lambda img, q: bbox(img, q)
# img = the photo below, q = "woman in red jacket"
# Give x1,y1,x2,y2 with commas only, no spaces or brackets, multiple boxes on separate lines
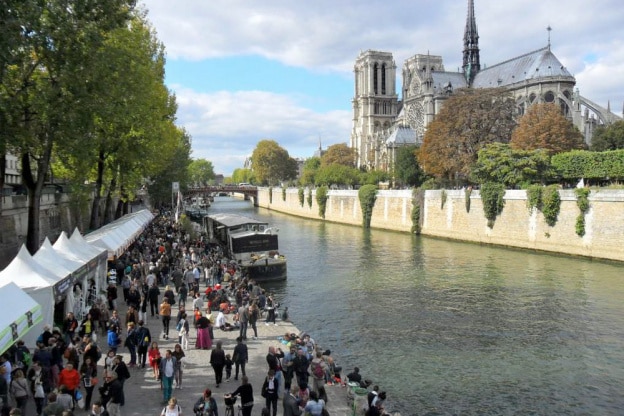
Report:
58,362,81,399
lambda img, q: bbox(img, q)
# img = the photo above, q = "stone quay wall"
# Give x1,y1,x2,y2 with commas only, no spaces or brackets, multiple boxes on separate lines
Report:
0,192,91,269
255,187,624,262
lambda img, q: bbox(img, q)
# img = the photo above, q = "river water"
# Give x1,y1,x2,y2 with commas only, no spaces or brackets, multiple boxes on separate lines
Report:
208,197,624,415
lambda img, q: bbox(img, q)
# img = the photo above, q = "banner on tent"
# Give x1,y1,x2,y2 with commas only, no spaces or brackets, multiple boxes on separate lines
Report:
0,304,42,354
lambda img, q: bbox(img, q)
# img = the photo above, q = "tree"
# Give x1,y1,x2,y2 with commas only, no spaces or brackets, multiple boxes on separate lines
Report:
146,128,192,208
419,88,517,181
471,143,552,187
188,159,215,186
360,169,389,185
315,164,361,187
231,168,254,184
321,143,356,167
300,157,320,186
251,139,298,185
511,103,585,154
590,120,624,151
394,145,426,187
2,0,136,252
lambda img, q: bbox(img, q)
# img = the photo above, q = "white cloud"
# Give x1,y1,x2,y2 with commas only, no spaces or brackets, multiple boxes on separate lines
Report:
174,87,351,175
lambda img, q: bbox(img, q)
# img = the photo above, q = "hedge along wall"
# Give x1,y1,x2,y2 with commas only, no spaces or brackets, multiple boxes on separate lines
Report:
256,187,624,262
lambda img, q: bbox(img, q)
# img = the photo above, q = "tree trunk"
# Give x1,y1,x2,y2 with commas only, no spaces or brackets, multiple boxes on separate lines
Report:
0,149,5,214
104,176,116,224
89,150,105,230
22,148,49,255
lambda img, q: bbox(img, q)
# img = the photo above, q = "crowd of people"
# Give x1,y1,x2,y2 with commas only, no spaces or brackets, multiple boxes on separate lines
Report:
0,212,392,416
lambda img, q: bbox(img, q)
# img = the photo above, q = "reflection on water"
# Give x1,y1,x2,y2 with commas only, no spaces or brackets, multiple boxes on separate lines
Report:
209,198,624,415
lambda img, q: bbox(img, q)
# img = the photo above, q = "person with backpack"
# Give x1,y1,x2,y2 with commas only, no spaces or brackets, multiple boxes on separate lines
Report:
309,351,328,394
134,320,151,369
161,397,182,416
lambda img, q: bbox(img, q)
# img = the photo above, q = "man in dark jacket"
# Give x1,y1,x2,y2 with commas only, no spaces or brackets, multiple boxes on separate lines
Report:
232,337,248,380
99,373,123,416
134,321,151,369
148,283,160,317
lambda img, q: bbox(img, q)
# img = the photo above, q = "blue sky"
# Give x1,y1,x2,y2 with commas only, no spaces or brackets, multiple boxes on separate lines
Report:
142,0,624,177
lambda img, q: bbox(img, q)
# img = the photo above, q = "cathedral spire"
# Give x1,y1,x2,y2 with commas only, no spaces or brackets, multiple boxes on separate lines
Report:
462,0,480,86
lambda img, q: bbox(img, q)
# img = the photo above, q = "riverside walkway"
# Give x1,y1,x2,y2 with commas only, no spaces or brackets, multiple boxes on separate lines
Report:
91,286,355,416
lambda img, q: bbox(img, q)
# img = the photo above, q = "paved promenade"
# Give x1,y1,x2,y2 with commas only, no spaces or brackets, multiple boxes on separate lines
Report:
92,287,354,416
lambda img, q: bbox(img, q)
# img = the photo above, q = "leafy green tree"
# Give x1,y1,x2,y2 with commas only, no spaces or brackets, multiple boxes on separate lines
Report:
231,168,255,184
590,120,624,151
188,159,216,186
511,103,585,154
321,143,356,167
315,164,361,187
394,145,426,187
251,139,297,185
300,157,320,186
360,169,389,185
419,88,517,182
471,143,552,187
1,0,136,252
146,129,192,208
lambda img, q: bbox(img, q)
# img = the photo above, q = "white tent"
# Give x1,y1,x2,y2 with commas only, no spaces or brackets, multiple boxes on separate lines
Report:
0,246,58,348
0,282,43,356
53,233,102,317
84,209,154,260
69,229,108,307
33,238,83,316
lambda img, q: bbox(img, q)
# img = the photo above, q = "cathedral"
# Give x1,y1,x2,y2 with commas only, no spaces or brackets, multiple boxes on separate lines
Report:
350,0,623,171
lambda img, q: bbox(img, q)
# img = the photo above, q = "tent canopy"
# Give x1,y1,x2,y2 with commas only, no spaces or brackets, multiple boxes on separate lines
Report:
85,209,153,259
0,282,43,356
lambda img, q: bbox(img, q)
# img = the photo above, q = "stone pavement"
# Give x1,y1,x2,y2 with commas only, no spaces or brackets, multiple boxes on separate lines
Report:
89,287,354,416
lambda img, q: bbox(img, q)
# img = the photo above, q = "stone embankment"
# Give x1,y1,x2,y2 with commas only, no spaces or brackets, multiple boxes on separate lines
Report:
255,187,624,263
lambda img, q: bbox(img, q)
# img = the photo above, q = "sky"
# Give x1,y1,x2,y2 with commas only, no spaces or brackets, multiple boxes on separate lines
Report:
140,0,624,177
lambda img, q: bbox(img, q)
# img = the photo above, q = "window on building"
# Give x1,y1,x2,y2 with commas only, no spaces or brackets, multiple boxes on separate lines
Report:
381,63,386,95
544,91,555,103
374,63,379,95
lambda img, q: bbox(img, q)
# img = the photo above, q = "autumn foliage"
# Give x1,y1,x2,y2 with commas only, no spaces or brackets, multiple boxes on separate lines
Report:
510,103,585,154
418,88,516,180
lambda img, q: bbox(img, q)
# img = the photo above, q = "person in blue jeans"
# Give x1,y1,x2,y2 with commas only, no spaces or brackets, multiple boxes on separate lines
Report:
159,349,177,404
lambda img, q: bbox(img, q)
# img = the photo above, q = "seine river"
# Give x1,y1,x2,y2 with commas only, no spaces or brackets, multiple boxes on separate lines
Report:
209,197,624,415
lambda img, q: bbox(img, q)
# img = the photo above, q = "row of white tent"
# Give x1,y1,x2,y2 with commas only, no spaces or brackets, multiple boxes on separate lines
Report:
0,209,154,354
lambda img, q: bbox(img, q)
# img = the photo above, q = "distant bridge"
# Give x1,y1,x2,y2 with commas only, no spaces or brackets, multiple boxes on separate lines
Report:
186,185,259,204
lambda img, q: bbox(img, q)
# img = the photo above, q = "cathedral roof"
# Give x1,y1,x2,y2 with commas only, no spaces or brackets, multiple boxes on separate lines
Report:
431,72,468,91
472,46,575,88
386,125,420,146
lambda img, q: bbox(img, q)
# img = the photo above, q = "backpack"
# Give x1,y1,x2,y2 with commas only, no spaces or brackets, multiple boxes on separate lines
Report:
313,361,324,379
176,319,184,332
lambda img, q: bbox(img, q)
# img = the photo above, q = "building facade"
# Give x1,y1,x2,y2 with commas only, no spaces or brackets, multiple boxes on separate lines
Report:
351,0,623,171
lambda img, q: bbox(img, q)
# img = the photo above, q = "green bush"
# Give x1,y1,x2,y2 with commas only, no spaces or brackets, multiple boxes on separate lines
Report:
282,187,286,201
526,184,543,212
269,187,273,204
464,187,472,213
542,185,561,227
574,188,590,236
307,188,313,208
441,189,447,209
480,182,505,228
358,184,378,228
298,187,304,207
316,186,329,218
412,188,424,234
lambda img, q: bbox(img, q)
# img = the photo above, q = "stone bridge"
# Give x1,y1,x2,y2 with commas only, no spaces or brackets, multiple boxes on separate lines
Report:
186,185,258,205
